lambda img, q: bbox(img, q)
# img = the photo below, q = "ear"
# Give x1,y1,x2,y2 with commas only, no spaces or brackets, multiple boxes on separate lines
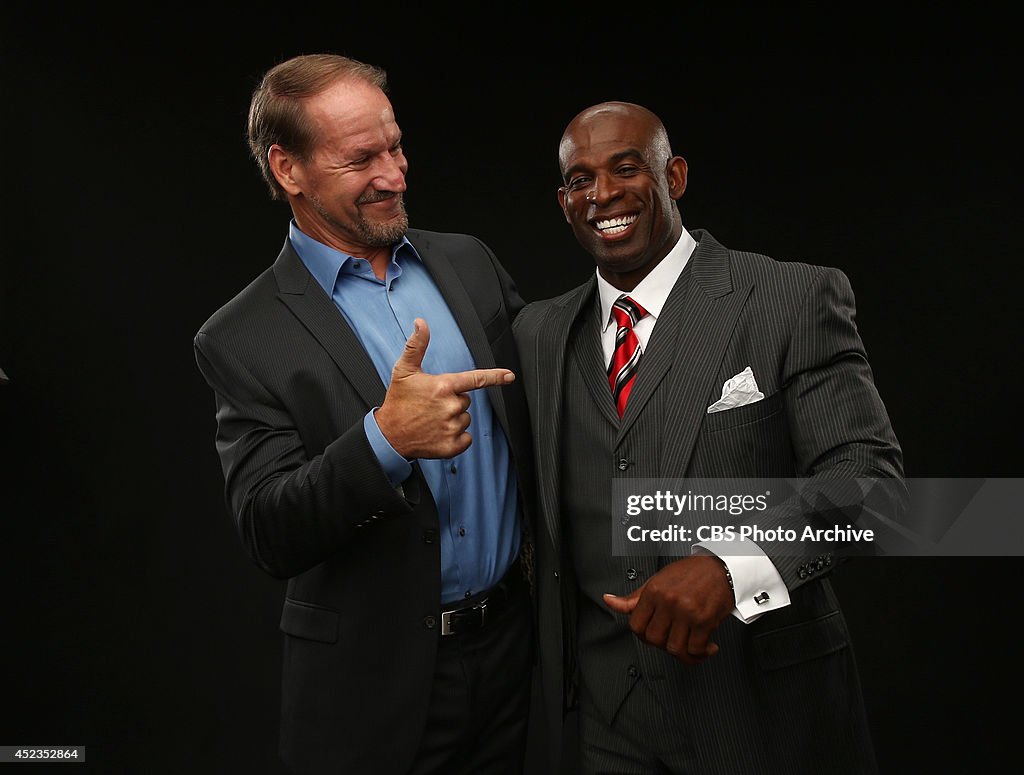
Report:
557,186,571,223
666,156,688,200
268,144,306,197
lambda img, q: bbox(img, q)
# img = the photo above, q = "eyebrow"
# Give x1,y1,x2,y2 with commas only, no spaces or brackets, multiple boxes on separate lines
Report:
348,133,403,160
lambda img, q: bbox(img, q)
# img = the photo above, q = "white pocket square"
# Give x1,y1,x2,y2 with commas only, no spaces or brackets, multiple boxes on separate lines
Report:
707,366,765,414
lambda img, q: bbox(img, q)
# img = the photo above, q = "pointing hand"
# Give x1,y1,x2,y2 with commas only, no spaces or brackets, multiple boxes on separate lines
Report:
374,318,515,459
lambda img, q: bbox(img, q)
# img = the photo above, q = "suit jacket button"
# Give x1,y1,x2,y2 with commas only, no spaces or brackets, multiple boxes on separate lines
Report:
423,616,437,629
627,665,639,678
423,529,437,545
626,568,638,581
617,459,630,471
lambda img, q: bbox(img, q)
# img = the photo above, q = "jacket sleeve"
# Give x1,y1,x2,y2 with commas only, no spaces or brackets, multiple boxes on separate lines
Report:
194,329,421,580
755,266,908,587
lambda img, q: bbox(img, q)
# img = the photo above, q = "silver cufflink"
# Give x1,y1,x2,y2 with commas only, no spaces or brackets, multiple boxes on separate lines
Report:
753,591,770,605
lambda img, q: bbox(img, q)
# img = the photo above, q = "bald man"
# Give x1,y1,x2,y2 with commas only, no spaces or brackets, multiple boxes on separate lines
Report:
513,102,904,774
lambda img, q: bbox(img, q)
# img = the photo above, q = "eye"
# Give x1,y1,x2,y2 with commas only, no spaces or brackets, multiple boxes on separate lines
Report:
565,176,591,191
390,143,404,156
616,165,639,176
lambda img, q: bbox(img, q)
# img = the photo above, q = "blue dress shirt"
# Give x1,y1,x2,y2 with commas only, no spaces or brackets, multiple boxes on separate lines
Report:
289,222,521,605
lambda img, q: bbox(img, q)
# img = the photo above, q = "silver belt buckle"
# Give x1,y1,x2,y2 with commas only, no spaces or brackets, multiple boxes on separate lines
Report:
440,600,488,636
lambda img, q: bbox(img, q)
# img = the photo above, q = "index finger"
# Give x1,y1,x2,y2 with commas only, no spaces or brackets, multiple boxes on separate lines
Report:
446,368,516,393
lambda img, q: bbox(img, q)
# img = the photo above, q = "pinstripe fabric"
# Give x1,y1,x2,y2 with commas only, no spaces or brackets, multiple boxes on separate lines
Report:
562,303,642,727
513,229,904,775
194,229,536,775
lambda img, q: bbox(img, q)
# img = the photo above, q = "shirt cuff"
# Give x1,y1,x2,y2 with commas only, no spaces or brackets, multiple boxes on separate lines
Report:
692,542,791,623
363,409,413,487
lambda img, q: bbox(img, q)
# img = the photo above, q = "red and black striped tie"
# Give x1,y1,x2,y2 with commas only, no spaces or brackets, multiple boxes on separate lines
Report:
608,295,648,418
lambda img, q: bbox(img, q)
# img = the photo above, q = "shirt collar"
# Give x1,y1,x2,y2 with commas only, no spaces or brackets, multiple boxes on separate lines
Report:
597,227,697,332
288,219,420,295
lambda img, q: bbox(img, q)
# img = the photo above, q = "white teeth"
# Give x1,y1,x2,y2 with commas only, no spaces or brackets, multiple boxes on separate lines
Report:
595,215,638,232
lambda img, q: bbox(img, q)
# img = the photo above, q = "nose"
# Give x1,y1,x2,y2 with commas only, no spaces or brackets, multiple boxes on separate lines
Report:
375,152,408,192
585,172,620,206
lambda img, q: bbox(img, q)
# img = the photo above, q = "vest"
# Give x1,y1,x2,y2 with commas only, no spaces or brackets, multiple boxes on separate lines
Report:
560,297,674,724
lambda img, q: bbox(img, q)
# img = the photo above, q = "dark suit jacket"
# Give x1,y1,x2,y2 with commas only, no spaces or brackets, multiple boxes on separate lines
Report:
194,229,534,775
513,229,905,774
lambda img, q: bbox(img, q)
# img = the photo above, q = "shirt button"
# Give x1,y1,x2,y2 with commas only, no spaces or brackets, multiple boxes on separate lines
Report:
464,591,472,599
458,527,466,537
450,464,457,474
423,616,436,629
625,568,638,581
553,571,559,579
618,459,630,471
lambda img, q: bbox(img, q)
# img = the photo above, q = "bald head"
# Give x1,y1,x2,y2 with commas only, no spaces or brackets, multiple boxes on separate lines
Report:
554,100,687,291
559,102,673,176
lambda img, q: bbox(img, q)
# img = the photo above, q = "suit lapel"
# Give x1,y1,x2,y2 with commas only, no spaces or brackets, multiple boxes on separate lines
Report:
570,297,622,428
648,231,753,474
273,240,386,408
413,233,513,440
534,279,597,557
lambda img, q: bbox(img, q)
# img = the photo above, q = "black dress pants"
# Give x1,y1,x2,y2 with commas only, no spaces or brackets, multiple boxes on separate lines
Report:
407,575,534,775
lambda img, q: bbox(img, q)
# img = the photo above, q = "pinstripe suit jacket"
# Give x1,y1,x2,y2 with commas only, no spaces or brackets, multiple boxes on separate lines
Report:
512,229,904,774
193,229,534,775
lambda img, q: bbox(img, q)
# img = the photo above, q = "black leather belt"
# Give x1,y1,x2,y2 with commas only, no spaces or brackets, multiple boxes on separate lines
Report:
440,559,525,636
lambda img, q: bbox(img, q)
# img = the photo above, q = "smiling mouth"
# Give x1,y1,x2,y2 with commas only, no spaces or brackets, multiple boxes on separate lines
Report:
593,214,638,235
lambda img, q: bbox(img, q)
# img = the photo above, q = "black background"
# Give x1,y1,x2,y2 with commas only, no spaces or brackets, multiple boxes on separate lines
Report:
2,6,1020,773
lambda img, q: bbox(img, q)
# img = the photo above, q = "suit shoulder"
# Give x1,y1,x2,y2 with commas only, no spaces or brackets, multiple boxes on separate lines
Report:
195,266,278,343
514,283,587,335
407,227,493,254
728,247,849,293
